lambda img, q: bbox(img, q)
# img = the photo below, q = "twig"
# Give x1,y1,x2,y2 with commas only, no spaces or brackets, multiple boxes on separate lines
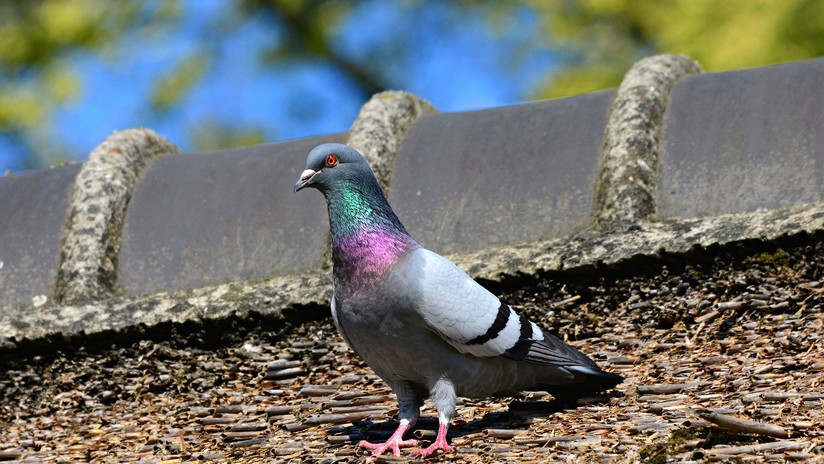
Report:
223,430,264,442
413,429,436,439
694,309,720,324
228,423,267,432
705,440,807,456
263,367,305,380
265,405,295,416
179,429,186,453
551,295,581,308
228,437,269,448
326,434,358,444
697,409,789,438
482,429,529,439
213,405,245,414
638,383,699,394
302,409,384,425
513,435,588,446
266,359,301,370
199,417,237,425
761,392,803,401
323,394,394,408
299,385,339,396
282,422,311,432
717,301,745,310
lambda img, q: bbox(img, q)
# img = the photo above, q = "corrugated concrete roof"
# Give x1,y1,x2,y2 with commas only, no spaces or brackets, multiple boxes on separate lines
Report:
0,54,822,348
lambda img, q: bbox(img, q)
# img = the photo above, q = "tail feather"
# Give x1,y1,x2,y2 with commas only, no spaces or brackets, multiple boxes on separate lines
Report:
503,328,624,398
504,331,603,368
542,366,623,399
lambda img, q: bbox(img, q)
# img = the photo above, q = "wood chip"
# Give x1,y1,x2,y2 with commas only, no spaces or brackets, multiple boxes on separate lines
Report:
705,440,808,456
482,429,529,439
697,409,790,438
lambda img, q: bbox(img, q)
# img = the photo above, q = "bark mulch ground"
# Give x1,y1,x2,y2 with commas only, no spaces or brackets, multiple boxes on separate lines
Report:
1,241,822,463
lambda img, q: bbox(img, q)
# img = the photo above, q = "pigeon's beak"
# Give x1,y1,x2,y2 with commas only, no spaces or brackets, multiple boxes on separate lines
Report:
294,168,319,193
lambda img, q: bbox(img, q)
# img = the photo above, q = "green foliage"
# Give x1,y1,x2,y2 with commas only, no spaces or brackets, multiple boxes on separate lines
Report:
189,119,268,152
527,0,824,98
0,0,115,130
4,0,824,169
242,0,382,95
151,53,209,112
0,0,175,168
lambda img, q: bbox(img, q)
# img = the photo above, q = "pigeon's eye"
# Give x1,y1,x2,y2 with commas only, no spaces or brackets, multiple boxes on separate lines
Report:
325,155,339,168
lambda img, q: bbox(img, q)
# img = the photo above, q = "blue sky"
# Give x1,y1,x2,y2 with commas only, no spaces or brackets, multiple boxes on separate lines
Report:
1,0,557,173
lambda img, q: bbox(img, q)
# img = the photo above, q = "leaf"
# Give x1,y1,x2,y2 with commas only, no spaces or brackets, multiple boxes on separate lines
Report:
150,53,209,112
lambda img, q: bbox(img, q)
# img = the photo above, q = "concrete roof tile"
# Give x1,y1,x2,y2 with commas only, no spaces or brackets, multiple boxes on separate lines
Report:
660,58,824,218
117,133,345,297
0,165,79,308
389,92,613,254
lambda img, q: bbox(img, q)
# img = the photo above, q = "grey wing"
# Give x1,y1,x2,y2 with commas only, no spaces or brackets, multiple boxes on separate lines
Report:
401,248,594,368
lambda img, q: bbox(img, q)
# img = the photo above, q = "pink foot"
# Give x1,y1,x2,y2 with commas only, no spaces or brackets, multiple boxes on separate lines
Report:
359,420,418,460
410,422,454,458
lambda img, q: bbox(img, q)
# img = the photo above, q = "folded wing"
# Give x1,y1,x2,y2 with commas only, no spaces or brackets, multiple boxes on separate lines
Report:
403,249,598,369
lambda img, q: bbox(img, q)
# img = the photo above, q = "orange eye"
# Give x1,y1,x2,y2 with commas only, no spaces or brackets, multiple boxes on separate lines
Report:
325,154,339,167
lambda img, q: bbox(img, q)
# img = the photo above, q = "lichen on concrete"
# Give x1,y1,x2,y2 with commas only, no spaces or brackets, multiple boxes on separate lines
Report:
594,54,702,232
4,200,821,349
54,129,180,305
0,269,332,350
449,199,824,282
347,91,437,193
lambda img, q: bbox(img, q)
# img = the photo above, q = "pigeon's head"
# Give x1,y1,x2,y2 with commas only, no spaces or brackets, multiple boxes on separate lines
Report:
293,143,372,194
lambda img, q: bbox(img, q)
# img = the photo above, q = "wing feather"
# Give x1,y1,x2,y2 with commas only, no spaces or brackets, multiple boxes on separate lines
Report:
395,248,603,369
401,249,578,363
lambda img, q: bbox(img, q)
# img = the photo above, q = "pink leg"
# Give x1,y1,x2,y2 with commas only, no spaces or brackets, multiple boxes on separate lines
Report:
410,421,454,457
359,419,419,459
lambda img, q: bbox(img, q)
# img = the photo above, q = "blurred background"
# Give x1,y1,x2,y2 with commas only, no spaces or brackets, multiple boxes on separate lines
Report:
1,0,823,173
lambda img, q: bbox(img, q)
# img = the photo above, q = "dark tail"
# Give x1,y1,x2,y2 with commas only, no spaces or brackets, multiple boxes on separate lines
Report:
542,365,623,400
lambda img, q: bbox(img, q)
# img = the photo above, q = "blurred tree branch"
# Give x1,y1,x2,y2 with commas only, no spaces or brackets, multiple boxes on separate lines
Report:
243,0,385,97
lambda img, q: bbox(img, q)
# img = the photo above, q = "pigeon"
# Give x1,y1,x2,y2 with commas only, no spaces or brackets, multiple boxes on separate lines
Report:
294,143,623,459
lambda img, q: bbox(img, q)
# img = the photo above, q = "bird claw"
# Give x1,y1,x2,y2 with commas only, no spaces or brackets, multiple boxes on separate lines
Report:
359,437,419,459
409,421,454,458
409,439,454,458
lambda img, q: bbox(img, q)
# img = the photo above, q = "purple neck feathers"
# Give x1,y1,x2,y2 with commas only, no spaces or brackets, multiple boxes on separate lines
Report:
332,225,418,298
326,179,418,298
